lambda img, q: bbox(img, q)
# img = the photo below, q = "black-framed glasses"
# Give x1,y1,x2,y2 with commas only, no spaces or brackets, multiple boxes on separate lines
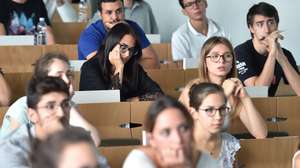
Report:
199,105,230,117
206,53,233,63
183,0,205,8
80,164,101,168
37,99,72,112
118,42,138,56
66,70,74,80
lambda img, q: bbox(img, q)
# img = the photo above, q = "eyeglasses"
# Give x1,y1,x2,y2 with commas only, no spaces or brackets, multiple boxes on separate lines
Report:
80,164,101,168
66,70,74,80
183,0,205,8
199,106,230,117
118,42,137,56
206,53,233,63
37,99,72,112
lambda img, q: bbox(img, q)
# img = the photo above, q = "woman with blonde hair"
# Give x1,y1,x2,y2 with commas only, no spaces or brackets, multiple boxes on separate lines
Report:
179,36,267,139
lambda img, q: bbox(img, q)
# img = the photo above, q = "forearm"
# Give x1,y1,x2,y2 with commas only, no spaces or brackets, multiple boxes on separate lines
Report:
69,108,101,146
46,26,55,44
141,46,160,69
0,23,6,35
253,56,276,86
0,74,11,106
278,56,300,96
239,97,267,138
139,57,160,69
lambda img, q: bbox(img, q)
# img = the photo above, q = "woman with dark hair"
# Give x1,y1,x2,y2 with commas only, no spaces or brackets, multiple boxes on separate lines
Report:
189,82,240,168
123,96,194,167
80,22,163,101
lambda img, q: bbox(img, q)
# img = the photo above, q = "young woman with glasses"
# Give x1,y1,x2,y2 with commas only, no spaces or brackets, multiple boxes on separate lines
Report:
80,22,163,101
189,82,240,168
179,36,267,139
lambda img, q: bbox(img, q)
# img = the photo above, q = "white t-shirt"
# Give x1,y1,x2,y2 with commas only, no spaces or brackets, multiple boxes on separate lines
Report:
171,18,227,61
123,149,155,168
43,0,78,22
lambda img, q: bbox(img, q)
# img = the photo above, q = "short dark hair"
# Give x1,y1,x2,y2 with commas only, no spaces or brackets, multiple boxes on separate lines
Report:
178,0,184,8
247,2,279,28
33,52,70,80
27,77,70,109
98,0,124,12
96,22,142,86
189,82,226,111
178,0,207,9
145,96,193,133
31,127,95,168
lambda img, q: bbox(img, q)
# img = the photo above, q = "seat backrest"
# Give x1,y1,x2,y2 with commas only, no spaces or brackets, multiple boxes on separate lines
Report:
78,102,131,139
238,136,299,168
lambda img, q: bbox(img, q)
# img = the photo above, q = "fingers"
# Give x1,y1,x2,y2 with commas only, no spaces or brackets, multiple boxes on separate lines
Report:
159,148,187,167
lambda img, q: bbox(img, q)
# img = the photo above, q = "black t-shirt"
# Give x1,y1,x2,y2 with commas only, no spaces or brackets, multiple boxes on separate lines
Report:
235,39,299,96
0,0,50,35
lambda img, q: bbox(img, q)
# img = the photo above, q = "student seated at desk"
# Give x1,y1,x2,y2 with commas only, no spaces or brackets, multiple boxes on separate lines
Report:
0,53,100,146
179,36,267,139
189,83,240,168
123,96,194,168
79,22,163,101
0,0,55,44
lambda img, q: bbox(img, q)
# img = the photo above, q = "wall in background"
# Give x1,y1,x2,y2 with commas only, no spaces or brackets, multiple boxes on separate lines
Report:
146,0,300,64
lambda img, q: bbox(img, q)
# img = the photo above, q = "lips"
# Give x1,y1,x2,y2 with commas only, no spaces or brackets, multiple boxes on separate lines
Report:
217,66,226,71
212,123,222,128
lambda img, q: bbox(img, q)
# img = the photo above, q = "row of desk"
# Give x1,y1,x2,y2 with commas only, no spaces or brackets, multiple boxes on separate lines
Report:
0,44,172,73
1,97,300,141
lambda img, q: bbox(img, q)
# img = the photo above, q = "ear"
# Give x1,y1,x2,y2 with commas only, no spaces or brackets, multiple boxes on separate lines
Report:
28,108,39,124
148,133,156,147
190,107,199,120
182,8,188,16
98,11,103,19
204,0,208,8
249,25,255,34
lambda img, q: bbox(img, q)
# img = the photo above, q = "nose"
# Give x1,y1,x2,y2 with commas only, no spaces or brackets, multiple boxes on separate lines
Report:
263,23,271,34
56,105,65,118
172,130,183,147
218,55,226,64
214,110,223,120
111,12,118,21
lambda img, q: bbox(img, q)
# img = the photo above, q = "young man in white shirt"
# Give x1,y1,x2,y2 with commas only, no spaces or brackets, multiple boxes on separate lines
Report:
171,0,227,62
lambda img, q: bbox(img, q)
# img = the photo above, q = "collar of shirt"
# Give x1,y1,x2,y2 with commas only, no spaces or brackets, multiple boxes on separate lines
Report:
187,18,220,36
125,1,141,11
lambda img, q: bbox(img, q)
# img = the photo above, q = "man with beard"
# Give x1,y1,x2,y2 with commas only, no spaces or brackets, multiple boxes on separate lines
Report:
77,0,159,69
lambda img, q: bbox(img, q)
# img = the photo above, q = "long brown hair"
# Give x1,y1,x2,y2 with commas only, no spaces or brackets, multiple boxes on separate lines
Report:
198,36,237,82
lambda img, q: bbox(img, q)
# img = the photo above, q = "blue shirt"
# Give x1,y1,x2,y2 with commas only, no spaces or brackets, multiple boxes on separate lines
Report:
77,19,150,60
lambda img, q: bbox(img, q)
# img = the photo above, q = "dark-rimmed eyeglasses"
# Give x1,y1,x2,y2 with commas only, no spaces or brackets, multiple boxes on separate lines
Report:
118,42,137,56
199,105,230,117
183,0,205,8
37,99,72,112
206,53,233,63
